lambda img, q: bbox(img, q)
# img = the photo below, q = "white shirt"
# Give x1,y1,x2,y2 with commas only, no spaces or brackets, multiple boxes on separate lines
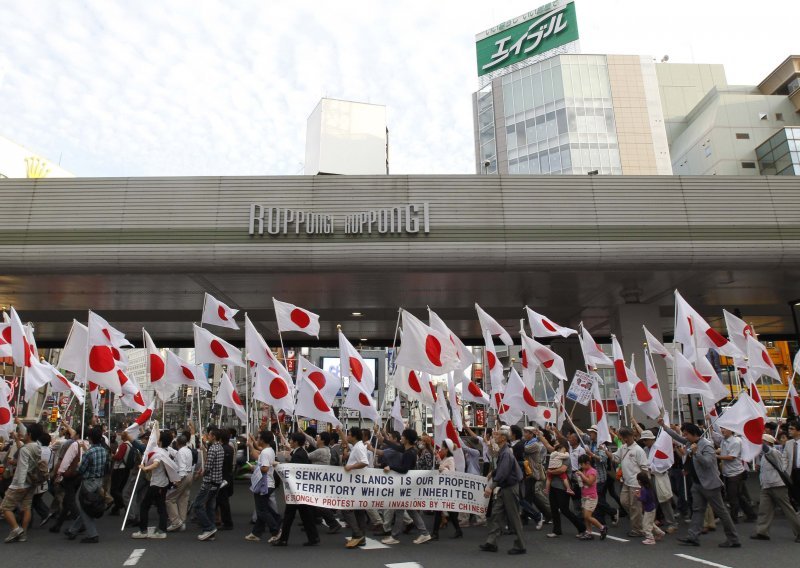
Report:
175,446,194,477
347,441,369,467
569,443,586,472
250,447,276,492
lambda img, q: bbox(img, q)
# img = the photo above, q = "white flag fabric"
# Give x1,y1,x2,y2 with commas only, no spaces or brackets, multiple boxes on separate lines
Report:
746,335,782,383
244,315,292,383
428,308,475,371
120,389,148,413
273,298,320,337
252,364,294,414
215,371,247,423
48,367,86,405
795,350,800,376
482,330,505,394
432,386,465,471
58,320,88,380
674,291,743,360
9,307,32,368
339,331,375,393
295,376,341,428
391,396,405,433
643,351,666,415
297,355,340,405
0,380,15,439
24,358,54,402
521,332,569,382
125,400,156,437
86,311,123,396
0,320,11,358
116,368,139,397
715,395,765,461
475,303,512,346
446,372,463,431
789,382,800,416
675,352,727,403
649,429,675,474
695,355,730,403
743,374,767,415
143,329,175,401
643,326,673,363
343,379,380,422
722,310,755,355
164,351,211,391
201,292,240,330
394,367,437,408
459,376,491,406
579,326,613,368
193,325,244,368
611,336,634,405
525,307,576,338
88,382,100,416
396,310,458,376
503,368,546,425
554,381,566,430
626,355,661,420
590,381,611,445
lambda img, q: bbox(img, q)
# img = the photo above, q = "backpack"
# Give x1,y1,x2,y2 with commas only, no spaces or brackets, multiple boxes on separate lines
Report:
122,442,136,470
26,459,48,487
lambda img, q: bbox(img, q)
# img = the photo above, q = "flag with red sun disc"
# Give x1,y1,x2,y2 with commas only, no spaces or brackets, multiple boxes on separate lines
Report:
193,325,244,368
273,298,320,337
396,310,458,376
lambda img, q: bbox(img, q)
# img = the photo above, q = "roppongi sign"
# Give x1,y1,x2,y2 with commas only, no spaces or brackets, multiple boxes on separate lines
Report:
475,0,579,77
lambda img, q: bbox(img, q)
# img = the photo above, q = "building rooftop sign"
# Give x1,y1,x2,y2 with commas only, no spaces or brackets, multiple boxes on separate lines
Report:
475,0,578,79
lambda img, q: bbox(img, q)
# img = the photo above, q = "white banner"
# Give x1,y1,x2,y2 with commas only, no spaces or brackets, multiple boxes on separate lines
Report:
275,464,490,515
566,370,596,406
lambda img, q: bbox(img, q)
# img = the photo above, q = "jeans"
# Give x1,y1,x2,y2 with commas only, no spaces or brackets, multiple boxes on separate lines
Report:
110,468,130,513
69,478,102,539
192,483,219,532
548,485,585,535
593,481,617,525
139,485,168,532
342,509,369,539
252,491,282,537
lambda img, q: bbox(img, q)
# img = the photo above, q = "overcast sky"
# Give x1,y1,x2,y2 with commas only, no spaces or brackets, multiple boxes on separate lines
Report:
0,1,796,177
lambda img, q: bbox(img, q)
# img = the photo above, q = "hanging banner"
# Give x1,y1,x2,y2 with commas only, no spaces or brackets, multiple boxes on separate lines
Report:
276,463,490,514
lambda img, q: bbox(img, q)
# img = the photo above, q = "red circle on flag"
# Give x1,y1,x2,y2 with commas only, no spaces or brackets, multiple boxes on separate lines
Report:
591,400,604,421
542,409,552,420
467,382,482,397
634,381,653,402
112,347,121,361
614,361,628,383
150,354,164,381
231,390,243,405
269,377,289,399
542,319,557,333
313,391,330,412
57,374,70,387
487,350,496,370
429,382,438,402
0,407,11,425
408,371,422,393
521,350,528,368
181,366,195,380
445,422,460,446
705,328,728,348
117,370,129,385
308,371,326,390
290,309,310,328
425,335,443,367
268,367,280,376
762,351,773,368
133,392,145,406
523,388,538,407
0,327,10,343
88,346,115,373
743,416,765,444
217,305,229,321
102,329,111,341
210,339,228,359
349,357,363,381
136,409,152,424
358,393,370,406
88,382,98,392
654,449,669,460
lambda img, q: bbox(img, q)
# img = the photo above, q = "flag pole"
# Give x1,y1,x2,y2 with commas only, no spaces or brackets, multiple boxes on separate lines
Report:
779,370,795,419
121,467,143,531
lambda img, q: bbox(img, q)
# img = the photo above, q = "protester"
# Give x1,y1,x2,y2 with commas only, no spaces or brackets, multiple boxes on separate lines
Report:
431,439,462,541
65,426,108,544
245,430,282,543
110,431,134,516
605,426,648,537
341,426,370,548
271,432,319,547
783,420,800,507
751,434,800,542
216,429,235,531
166,434,193,532
545,441,573,495
583,425,617,527
636,471,664,545
192,427,223,542
575,453,607,540
132,431,173,539
717,426,757,524
636,428,678,533
49,423,80,534
2,422,43,543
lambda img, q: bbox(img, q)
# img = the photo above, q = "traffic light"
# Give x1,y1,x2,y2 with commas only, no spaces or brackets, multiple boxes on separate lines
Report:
50,406,59,423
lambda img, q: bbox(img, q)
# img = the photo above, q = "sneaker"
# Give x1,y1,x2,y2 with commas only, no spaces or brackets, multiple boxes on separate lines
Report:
198,529,217,541
267,531,282,544
345,537,365,548
39,513,54,527
149,530,166,539
4,527,24,543
642,538,656,545
600,526,608,540
546,533,560,538
413,534,432,544
166,523,182,532
17,531,27,543
382,536,400,545
245,533,261,542
535,518,544,531
131,531,149,539
611,510,619,527
577,532,594,540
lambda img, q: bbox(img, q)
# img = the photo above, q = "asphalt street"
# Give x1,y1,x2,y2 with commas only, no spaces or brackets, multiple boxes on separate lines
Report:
3,480,799,568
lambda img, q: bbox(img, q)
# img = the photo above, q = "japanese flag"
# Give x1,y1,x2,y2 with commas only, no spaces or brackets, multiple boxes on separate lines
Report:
339,331,375,393
795,350,800,376
627,354,661,420
649,429,675,473
788,382,800,416
120,389,148,413
116,368,139,397
0,380,14,439
716,395,766,461
48,366,85,405
9,307,32,368
643,351,666,415
525,307,576,338
87,311,130,366
643,326,673,363
475,303,512,346
483,330,505,394
579,325,612,368
297,355,340,405
503,368,542,423
125,399,156,437
164,350,211,391
86,311,123,396
253,364,294,414
396,310,458,376
194,325,244,368
611,336,634,405
446,371,463,431
343,379,380,422
391,396,405,433
459,376,491,406
590,381,611,445
244,315,292,383
215,371,247,423
0,318,11,358
723,310,756,355
201,292,240,330
143,329,175,401
24,358,55,401
675,352,726,403
674,291,743,360
295,376,341,428
394,367,437,408
521,332,568,382
433,386,465,471
273,298,320,337
428,308,475,371
554,381,566,430
58,320,88,381
746,335,782,383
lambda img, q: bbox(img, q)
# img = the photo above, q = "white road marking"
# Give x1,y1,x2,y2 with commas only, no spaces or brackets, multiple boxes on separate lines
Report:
123,549,146,566
386,563,424,568
590,531,629,542
361,536,390,549
675,553,733,568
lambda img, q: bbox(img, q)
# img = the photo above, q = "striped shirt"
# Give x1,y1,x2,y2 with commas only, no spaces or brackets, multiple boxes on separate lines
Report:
78,444,109,479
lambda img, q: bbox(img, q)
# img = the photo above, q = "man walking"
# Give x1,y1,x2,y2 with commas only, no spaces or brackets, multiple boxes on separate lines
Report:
2,422,43,543
192,428,223,542
166,434,193,532
783,420,800,507
717,427,757,523
341,426,370,548
605,427,649,537
751,434,800,542
65,426,108,544
271,432,320,547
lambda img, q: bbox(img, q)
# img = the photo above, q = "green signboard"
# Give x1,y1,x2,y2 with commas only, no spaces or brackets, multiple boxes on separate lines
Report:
476,1,579,77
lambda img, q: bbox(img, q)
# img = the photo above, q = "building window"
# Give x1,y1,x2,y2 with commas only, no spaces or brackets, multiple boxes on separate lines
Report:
759,113,768,120
741,161,756,169
735,133,750,140
776,113,784,121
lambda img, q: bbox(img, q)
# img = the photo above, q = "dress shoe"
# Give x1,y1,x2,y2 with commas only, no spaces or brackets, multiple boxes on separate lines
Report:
271,540,288,547
677,537,700,546
451,530,463,539
718,541,741,548
303,540,320,547
507,548,526,555
750,534,770,540
64,531,78,541
80,536,99,544
479,543,498,552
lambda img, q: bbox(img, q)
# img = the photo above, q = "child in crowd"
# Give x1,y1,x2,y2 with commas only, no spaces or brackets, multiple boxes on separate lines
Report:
545,441,574,495
636,471,664,545
575,454,608,540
